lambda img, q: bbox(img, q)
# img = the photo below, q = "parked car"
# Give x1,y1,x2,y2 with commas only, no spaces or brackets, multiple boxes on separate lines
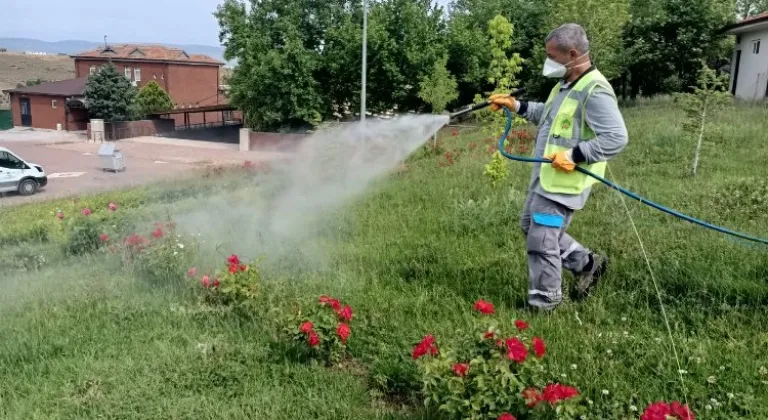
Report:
0,147,47,196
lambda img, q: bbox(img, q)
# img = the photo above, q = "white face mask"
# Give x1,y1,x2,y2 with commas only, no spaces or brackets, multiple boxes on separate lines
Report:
542,51,590,79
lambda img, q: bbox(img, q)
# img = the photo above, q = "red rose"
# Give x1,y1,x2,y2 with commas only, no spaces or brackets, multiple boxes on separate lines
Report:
212,278,221,287
532,337,546,358
640,401,695,420
99,233,109,242
451,363,469,377
108,202,118,211
514,319,529,331
227,254,240,266
228,264,239,274
473,299,495,315
670,402,695,420
497,414,516,420
338,305,353,322
412,334,438,360
81,208,92,216
187,267,197,277
307,331,320,347
505,338,527,363
151,228,164,238
522,388,542,408
541,383,579,405
336,323,351,343
319,295,333,304
56,211,64,220
300,321,314,334
201,276,211,288
484,330,495,339
239,264,247,272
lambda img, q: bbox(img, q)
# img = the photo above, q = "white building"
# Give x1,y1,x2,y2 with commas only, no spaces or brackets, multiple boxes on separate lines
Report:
723,12,768,100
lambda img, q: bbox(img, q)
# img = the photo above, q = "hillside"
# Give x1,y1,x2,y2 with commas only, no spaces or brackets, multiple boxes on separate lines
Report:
0,52,75,109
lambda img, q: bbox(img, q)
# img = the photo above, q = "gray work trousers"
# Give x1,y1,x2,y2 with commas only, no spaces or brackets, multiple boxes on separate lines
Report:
520,191,591,309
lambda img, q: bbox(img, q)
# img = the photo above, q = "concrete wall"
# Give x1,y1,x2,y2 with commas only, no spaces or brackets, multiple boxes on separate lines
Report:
730,28,768,100
239,128,308,152
87,119,176,140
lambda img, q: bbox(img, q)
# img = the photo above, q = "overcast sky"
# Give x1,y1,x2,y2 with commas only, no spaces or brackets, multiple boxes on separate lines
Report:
1,0,452,47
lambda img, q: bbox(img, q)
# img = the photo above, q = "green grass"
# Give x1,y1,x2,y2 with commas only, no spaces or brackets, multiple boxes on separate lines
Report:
2,100,768,419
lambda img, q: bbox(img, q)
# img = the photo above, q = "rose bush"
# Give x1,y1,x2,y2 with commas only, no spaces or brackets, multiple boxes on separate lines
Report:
284,295,355,366
194,254,262,308
412,299,584,420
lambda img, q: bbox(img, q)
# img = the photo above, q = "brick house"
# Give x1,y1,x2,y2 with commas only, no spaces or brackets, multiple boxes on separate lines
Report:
3,44,233,130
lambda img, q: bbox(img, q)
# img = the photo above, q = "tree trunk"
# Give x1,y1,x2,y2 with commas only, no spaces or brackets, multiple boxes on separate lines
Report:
692,101,707,176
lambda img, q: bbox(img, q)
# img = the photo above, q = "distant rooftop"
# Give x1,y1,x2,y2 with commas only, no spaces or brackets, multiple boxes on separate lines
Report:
2,77,87,97
72,44,224,66
721,11,768,33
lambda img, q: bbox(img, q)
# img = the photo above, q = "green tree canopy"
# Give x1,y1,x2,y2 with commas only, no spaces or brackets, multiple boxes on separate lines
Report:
84,63,138,122
136,81,174,117
418,55,459,114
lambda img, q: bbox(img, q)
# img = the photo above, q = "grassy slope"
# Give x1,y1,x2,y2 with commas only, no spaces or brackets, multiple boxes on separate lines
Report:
0,52,75,109
1,101,767,419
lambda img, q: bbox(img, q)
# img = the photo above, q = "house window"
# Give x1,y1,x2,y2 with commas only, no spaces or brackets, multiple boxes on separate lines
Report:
125,67,132,79
51,100,57,108
134,67,141,82
753,40,761,54
735,35,741,45
89,65,96,75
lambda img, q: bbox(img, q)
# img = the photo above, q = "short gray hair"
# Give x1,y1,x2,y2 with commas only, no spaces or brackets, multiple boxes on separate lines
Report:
545,24,590,54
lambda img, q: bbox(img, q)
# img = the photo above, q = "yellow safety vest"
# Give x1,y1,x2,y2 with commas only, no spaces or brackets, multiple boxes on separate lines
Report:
539,69,616,195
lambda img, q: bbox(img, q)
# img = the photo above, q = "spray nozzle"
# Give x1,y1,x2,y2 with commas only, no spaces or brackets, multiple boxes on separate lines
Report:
448,88,526,123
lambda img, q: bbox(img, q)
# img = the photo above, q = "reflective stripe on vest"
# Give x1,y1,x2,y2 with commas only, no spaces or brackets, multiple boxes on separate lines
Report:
539,70,616,195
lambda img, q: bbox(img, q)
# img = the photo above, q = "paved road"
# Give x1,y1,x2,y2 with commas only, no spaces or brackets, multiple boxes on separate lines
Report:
0,132,292,208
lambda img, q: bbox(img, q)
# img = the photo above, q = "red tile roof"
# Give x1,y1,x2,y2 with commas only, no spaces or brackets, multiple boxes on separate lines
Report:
72,45,223,65
2,77,87,96
722,11,768,32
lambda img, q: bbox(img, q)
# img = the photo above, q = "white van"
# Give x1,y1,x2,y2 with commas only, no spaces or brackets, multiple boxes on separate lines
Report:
0,147,48,196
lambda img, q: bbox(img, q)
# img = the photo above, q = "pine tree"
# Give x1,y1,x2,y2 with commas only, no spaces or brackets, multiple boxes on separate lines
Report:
84,63,138,122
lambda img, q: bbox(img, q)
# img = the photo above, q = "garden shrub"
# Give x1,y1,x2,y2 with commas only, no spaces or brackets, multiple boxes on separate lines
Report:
412,299,585,420
192,254,263,310
283,295,355,366
123,222,197,286
63,208,102,256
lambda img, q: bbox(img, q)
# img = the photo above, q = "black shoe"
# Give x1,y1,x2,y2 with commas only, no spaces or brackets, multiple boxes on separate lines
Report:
574,254,608,299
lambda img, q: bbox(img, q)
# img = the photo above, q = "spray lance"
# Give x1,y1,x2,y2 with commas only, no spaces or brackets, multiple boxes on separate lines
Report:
444,88,768,246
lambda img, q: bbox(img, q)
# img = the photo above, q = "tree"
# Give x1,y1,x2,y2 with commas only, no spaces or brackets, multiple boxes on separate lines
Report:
677,62,732,176
84,63,138,122
136,81,174,117
622,0,734,98
474,15,524,140
526,0,630,98
737,0,768,17
418,55,460,114
473,15,524,186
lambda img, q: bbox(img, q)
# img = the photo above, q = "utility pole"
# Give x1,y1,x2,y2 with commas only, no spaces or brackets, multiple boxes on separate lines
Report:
360,0,367,124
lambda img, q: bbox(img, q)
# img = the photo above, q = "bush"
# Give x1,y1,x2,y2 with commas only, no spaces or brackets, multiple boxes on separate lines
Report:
63,208,102,256
193,254,263,309
283,295,355,366
123,222,197,286
412,299,585,420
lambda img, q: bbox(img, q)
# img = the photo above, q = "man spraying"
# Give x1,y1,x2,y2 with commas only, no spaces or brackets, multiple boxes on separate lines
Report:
488,23,629,311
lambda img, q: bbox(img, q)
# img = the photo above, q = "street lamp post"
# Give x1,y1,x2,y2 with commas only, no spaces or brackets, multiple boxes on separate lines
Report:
361,0,367,123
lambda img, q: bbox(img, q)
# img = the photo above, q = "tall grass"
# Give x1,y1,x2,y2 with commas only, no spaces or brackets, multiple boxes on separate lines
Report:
1,100,767,419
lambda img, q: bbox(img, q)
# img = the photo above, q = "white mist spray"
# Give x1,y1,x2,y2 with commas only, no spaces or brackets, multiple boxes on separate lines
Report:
172,114,449,272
